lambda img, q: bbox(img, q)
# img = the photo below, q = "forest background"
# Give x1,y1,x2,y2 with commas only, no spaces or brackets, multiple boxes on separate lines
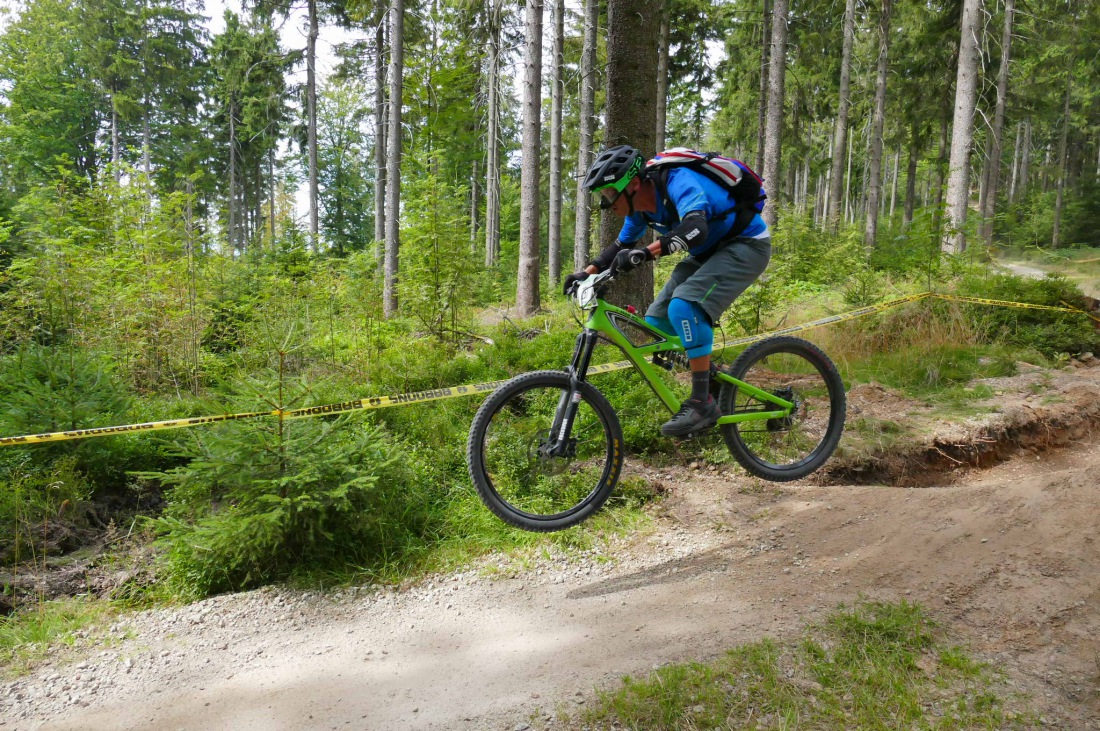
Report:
1,0,1099,607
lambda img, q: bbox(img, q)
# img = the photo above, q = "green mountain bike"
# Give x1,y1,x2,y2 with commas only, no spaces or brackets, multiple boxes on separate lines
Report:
466,269,847,532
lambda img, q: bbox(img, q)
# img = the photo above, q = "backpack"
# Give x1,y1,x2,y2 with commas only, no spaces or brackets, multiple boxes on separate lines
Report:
645,148,767,239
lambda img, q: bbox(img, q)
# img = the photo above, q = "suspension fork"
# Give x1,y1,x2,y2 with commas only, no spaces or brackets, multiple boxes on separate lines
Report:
544,328,600,457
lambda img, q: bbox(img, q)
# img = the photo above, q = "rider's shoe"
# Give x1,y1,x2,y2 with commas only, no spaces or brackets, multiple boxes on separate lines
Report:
660,396,721,438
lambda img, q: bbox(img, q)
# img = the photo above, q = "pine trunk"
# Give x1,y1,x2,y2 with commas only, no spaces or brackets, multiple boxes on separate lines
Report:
828,0,856,229
844,129,853,223
1052,75,1072,247
384,0,404,318
228,102,238,253
932,105,949,238
111,104,120,184
268,148,276,244
470,160,480,251
656,5,670,153
516,0,544,316
485,0,503,267
573,0,598,271
980,0,1014,247
864,0,891,250
307,0,320,250
943,0,983,254
755,0,770,171
889,148,900,218
548,0,564,286
603,0,661,308
1008,121,1022,203
374,12,387,254
1019,118,1031,200
762,0,789,228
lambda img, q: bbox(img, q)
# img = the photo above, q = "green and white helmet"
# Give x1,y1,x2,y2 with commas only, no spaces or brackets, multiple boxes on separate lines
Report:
583,145,645,193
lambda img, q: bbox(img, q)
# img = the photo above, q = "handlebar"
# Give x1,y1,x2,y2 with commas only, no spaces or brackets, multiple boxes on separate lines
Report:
568,269,614,308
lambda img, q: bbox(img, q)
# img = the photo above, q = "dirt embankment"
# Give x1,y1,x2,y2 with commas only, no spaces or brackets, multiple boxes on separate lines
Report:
3,361,1100,731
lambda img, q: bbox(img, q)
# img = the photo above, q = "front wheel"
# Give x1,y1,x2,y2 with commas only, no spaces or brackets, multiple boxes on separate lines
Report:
718,336,846,481
467,371,625,532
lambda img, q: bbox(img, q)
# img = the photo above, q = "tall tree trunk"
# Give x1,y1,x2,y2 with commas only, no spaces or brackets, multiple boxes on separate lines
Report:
864,0,891,250
656,4,670,153
755,0,770,171
384,0,404,318
761,0,789,228
548,0,564,286
470,159,480,252
111,104,120,184
857,117,871,221
1041,143,1051,193
1052,75,1072,247
889,148,900,218
844,128,853,223
374,10,387,257
980,0,1015,248
1018,117,1031,201
943,0,983,254
142,104,150,178
932,103,949,238
603,0,661,307
228,102,238,253
1008,120,1022,203
573,0,598,271
828,0,856,229
516,0,544,316
307,0,320,250
268,147,276,245
485,0,503,267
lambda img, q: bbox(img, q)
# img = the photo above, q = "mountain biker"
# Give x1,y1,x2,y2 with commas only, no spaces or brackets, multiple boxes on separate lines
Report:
564,144,771,438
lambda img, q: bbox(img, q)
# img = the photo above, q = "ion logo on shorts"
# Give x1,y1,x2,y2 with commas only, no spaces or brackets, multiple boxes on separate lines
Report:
680,319,693,343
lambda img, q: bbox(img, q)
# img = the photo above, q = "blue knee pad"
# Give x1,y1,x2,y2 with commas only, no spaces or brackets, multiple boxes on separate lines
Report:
645,315,675,337
667,298,713,358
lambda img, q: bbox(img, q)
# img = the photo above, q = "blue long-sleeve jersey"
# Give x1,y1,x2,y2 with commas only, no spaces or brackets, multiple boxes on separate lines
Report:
617,167,768,257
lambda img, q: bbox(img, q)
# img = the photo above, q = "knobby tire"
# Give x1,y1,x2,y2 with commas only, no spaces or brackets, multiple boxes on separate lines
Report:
467,371,624,532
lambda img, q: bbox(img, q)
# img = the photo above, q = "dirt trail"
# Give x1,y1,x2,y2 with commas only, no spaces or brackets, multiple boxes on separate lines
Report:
6,374,1100,730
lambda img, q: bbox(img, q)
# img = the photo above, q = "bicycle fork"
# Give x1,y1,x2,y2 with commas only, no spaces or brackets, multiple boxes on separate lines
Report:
542,329,600,459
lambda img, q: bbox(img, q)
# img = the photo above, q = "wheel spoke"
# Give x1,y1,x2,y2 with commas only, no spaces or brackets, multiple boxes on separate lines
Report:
719,338,846,481
476,379,617,522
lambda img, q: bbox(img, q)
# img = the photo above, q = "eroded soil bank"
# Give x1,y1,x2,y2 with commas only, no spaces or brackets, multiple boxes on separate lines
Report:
3,361,1100,730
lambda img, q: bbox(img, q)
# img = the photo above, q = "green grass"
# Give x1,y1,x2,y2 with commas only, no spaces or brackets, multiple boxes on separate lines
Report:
0,597,119,677
576,600,1034,730
850,345,1023,408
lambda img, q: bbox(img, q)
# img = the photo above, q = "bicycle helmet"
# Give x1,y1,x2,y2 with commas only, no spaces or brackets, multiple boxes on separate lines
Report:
583,145,645,193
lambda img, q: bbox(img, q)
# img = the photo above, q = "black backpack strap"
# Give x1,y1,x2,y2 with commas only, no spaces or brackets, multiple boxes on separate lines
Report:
654,164,762,238
654,167,679,221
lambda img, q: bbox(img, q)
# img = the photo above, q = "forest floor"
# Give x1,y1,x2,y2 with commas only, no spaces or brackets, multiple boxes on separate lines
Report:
3,353,1100,729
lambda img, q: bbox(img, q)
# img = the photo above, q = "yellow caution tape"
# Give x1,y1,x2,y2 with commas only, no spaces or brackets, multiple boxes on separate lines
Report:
0,381,515,446
1,290,1094,447
934,293,1084,314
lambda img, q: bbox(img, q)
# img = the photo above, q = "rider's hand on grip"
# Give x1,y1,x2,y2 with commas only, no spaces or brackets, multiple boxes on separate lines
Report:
563,271,589,296
610,247,653,275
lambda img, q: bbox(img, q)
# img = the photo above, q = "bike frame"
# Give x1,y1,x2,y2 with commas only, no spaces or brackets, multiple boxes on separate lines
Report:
544,275,794,456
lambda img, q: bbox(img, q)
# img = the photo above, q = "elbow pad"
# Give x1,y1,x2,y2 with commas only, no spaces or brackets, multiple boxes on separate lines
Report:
658,211,708,256
590,241,625,271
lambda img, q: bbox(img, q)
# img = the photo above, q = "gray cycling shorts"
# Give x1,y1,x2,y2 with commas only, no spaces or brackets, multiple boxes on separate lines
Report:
645,236,772,325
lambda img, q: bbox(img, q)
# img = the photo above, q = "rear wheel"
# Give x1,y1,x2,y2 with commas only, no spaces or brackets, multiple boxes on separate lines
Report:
467,371,624,532
718,337,846,481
